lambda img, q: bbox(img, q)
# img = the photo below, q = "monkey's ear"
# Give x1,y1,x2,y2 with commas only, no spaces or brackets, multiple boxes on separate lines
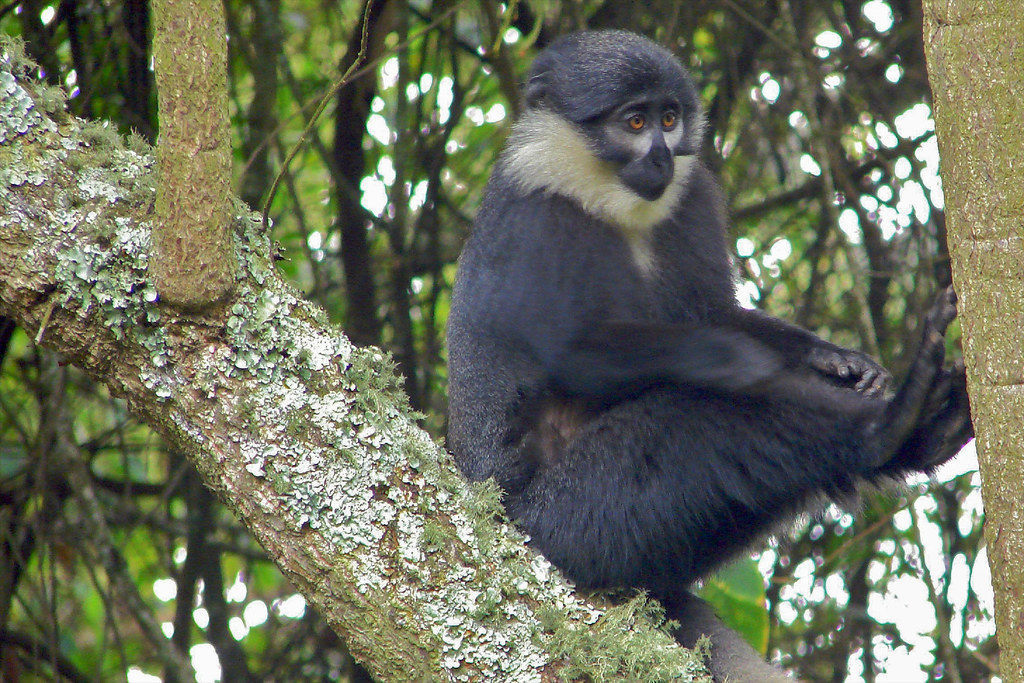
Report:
524,71,550,108
674,111,708,157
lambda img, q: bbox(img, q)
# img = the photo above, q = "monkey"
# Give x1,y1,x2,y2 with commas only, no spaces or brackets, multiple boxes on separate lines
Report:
445,30,973,682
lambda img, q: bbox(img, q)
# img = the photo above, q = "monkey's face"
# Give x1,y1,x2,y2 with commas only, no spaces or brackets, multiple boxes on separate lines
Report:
521,30,707,205
501,31,713,230
580,97,695,201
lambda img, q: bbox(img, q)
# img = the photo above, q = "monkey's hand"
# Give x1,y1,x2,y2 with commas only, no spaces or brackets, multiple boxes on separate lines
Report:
807,346,890,397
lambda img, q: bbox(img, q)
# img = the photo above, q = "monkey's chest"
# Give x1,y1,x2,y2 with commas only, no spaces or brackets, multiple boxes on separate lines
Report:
610,271,725,326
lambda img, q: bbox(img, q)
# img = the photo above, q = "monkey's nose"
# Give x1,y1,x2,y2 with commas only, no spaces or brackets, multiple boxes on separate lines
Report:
618,142,674,200
648,142,672,170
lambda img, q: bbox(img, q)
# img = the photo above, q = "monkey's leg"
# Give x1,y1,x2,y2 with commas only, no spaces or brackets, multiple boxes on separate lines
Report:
880,358,974,474
873,286,959,466
506,385,880,592
666,591,799,683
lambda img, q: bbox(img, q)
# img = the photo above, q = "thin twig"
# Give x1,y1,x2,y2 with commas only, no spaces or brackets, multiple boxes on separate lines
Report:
260,1,467,230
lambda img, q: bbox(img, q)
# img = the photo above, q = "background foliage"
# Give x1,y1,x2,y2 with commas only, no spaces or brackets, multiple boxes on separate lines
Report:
0,1,995,681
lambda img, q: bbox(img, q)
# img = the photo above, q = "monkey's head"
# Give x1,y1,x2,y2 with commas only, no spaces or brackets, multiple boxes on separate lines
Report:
502,30,708,233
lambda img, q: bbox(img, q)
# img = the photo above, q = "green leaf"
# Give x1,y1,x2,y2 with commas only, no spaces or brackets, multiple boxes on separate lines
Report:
699,559,770,654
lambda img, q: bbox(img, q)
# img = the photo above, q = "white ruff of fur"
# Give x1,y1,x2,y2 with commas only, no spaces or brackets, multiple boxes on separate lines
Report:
502,109,701,240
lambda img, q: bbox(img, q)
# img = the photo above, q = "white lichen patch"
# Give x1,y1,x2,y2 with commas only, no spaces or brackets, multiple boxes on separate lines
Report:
287,317,348,372
417,570,553,682
396,510,426,565
114,217,154,255
0,64,57,144
53,215,173,394
0,142,47,195
3,165,45,187
77,167,122,203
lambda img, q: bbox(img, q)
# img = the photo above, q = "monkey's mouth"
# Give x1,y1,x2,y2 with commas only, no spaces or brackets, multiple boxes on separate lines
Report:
618,146,674,200
619,168,672,200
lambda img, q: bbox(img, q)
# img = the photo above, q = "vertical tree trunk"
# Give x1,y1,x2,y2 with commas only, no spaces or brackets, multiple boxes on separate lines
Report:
151,0,235,309
922,4,1024,681
332,0,396,347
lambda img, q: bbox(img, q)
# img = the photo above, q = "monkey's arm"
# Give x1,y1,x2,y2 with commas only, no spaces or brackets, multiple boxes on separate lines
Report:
725,308,890,395
529,320,783,398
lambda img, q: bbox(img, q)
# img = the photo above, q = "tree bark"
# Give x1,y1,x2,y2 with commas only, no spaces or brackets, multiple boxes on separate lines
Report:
922,4,1024,681
0,39,711,683
150,0,235,309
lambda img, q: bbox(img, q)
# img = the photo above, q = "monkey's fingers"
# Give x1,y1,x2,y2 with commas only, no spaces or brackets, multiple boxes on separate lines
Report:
808,347,891,395
854,366,891,397
894,358,974,471
926,285,959,336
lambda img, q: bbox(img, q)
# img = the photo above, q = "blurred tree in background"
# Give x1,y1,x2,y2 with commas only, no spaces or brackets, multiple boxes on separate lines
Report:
0,1,995,681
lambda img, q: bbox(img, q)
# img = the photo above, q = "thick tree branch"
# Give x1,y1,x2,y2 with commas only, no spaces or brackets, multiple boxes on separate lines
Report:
0,39,710,682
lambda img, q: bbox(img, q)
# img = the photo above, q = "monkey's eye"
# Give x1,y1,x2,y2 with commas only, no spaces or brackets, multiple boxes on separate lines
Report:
661,111,677,128
627,114,646,131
